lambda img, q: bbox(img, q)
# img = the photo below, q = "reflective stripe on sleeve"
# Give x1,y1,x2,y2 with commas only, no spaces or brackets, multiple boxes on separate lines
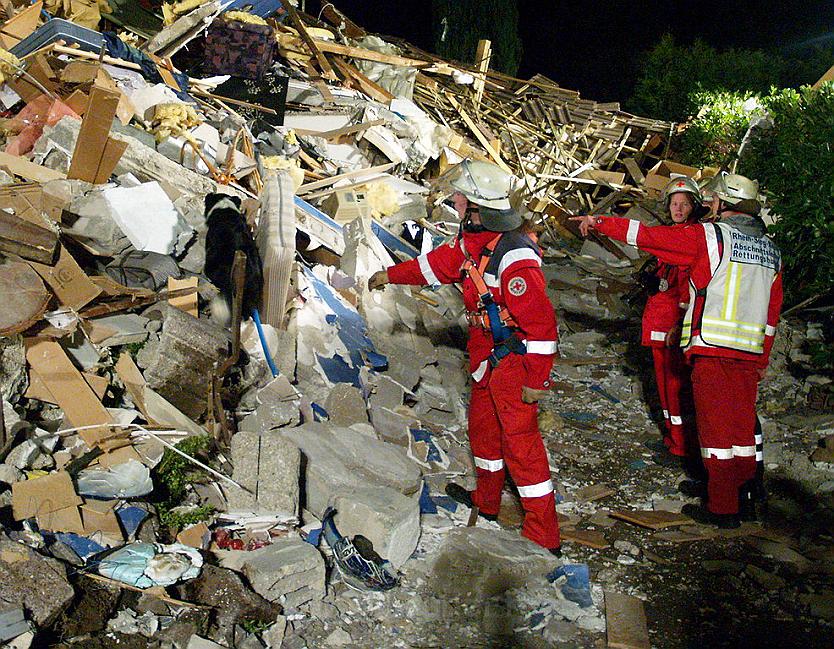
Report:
497,248,541,278
525,340,557,354
670,415,683,426
474,457,504,472
765,325,777,336
650,331,666,341
517,479,554,499
484,273,500,288
626,220,640,246
703,224,720,274
417,253,440,286
471,360,488,382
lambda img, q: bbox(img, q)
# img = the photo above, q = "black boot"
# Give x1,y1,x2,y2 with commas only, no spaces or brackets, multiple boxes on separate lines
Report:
678,479,707,498
445,483,498,521
682,503,740,529
738,480,760,522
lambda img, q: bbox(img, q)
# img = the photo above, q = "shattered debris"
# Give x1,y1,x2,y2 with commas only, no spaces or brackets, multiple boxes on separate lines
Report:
0,1,826,648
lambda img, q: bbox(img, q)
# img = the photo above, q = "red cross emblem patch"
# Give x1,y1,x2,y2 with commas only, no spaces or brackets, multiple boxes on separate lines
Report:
676,181,686,188
508,276,527,296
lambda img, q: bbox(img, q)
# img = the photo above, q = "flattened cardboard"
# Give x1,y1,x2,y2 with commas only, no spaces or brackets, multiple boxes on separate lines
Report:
80,499,123,539
26,368,109,403
37,504,85,534
94,137,129,184
63,89,89,116
24,338,112,447
0,150,66,183
12,471,82,520
168,276,198,317
114,352,154,423
67,86,121,184
29,244,102,311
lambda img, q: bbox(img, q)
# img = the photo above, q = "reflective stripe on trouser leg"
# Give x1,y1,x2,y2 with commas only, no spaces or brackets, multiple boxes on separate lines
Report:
655,347,689,456
692,357,759,515
487,354,559,549
468,375,504,515
754,415,765,499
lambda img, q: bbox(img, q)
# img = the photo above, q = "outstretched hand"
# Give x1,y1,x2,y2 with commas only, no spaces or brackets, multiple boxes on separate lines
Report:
521,386,549,403
568,215,597,237
368,270,389,291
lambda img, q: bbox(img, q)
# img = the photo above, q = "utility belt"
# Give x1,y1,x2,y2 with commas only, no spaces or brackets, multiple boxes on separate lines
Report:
466,308,517,330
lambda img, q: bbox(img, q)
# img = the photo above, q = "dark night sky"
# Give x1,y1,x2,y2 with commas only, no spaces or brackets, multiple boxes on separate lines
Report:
325,1,834,103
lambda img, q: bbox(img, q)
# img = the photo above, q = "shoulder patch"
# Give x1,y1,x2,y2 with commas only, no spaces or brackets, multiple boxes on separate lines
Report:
508,276,527,296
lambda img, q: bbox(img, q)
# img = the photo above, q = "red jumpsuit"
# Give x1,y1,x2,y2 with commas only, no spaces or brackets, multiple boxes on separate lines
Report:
386,228,560,549
641,230,693,457
592,214,782,515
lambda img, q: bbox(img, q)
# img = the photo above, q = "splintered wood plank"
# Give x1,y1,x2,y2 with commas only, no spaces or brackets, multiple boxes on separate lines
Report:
605,591,650,649
562,528,610,549
331,57,393,105
280,0,337,81
610,509,692,530
472,39,491,107
444,93,512,174
67,86,120,183
574,484,616,502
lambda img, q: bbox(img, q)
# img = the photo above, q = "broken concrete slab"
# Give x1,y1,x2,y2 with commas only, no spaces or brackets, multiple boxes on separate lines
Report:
333,485,419,569
138,303,228,420
225,430,300,519
276,422,422,518
0,336,27,402
323,383,368,427
425,527,557,599
0,533,75,626
238,536,325,607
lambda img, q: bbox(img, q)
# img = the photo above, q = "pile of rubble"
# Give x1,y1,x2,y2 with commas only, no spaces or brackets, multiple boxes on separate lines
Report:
0,1,831,648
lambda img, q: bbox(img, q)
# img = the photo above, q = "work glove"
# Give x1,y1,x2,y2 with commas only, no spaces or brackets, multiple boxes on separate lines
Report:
367,270,389,291
521,386,549,403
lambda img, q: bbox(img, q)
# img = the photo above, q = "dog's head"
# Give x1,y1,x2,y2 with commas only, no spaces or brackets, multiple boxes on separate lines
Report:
204,193,242,219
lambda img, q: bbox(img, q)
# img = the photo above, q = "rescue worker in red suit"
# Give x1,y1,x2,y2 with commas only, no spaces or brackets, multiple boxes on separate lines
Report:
641,177,704,469
368,160,561,553
572,173,782,528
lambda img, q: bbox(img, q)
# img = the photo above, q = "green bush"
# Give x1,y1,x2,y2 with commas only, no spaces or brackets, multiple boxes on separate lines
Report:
742,84,834,305
628,34,833,122
677,90,757,167
154,434,214,532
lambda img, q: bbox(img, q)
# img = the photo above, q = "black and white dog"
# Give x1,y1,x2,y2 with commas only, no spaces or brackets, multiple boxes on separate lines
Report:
204,193,263,326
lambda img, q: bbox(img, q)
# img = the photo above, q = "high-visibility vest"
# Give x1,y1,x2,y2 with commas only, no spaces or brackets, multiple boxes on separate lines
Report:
681,222,780,354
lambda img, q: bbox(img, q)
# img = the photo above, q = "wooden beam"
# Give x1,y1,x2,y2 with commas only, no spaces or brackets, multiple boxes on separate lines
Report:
444,93,512,174
472,39,491,108
280,0,338,81
318,2,365,38
331,56,394,105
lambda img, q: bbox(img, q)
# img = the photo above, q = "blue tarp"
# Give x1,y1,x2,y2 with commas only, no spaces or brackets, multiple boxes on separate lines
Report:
547,563,593,608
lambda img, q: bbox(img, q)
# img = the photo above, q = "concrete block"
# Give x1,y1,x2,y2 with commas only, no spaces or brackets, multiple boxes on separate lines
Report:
334,485,420,569
226,431,300,519
276,422,422,518
138,303,228,419
240,537,325,606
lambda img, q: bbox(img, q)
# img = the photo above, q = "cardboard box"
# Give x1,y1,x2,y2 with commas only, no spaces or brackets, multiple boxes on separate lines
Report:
644,160,699,194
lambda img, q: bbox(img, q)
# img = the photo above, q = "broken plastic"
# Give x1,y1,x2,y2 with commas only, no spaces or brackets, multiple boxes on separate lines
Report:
95,541,202,588
76,459,153,499
548,563,593,608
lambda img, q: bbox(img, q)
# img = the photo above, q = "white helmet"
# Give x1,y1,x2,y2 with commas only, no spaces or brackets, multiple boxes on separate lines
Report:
442,159,522,231
661,176,703,205
712,173,761,213
445,159,514,210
